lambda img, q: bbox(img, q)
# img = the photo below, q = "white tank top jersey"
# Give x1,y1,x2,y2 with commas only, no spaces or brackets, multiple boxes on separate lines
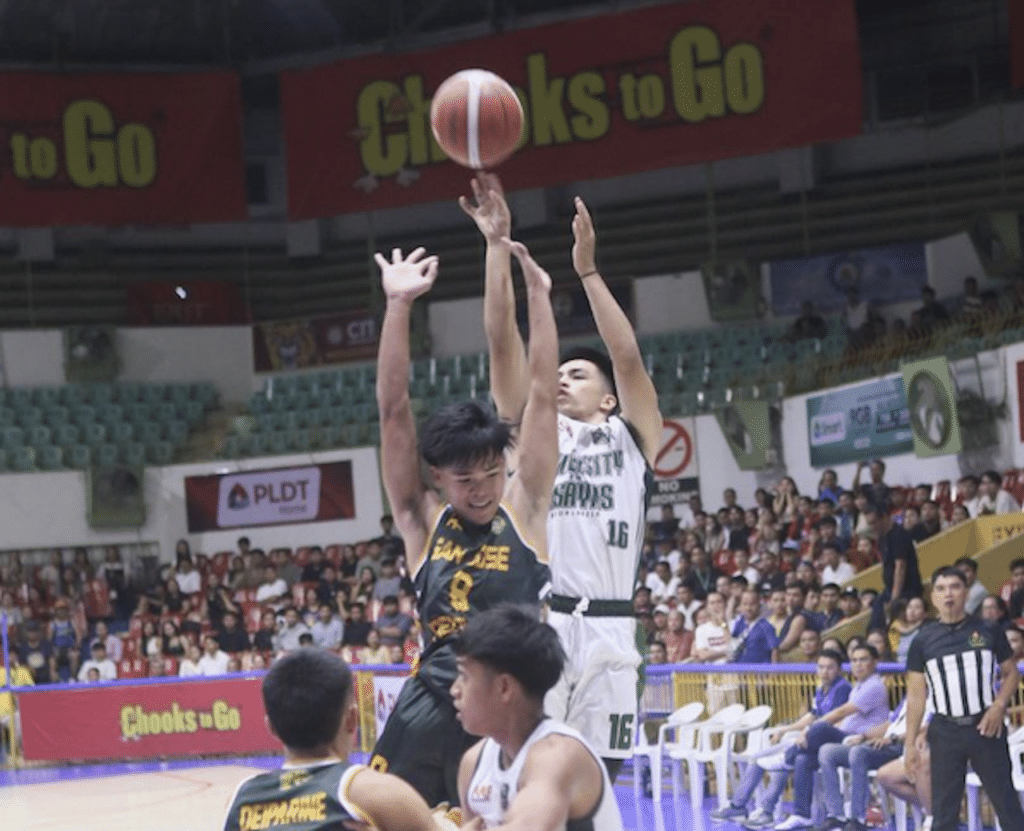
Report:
466,719,624,831
548,413,652,600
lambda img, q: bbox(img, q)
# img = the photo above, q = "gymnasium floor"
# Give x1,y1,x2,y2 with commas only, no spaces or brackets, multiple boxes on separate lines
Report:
0,756,695,831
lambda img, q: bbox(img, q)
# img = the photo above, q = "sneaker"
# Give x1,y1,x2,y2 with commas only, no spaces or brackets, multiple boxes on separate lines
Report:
775,817,814,831
744,810,776,829
711,804,747,822
920,817,933,831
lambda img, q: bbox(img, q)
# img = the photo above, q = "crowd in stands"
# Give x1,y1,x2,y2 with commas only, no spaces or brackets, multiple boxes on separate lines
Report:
637,461,1024,668
0,514,422,686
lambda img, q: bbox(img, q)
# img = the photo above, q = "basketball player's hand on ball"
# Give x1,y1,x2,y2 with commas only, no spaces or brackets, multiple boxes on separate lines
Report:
375,247,439,302
504,238,551,293
571,196,597,277
458,172,510,244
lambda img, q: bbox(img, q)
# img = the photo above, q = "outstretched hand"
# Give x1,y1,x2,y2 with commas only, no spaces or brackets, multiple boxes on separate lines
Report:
571,196,597,277
459,172,510,243
503,237,551,292
375,247,439,302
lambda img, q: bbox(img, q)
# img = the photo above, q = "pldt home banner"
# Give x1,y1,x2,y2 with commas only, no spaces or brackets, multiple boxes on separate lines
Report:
280,0,862,217
0,72,246,226
184,462,356,532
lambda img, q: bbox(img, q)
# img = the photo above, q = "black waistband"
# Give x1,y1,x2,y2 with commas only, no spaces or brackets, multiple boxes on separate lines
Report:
547,593,635,617
934,712,985,727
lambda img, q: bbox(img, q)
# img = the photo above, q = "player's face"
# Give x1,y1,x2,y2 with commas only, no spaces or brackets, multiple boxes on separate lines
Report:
451,656,499,736
849,648,876,681
557,359,615,423
931,575,967,618
816,656,841,686
433,454,506,526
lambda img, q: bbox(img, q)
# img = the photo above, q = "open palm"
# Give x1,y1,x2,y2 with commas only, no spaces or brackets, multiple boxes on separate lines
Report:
459,172,510,243
375,247,439,302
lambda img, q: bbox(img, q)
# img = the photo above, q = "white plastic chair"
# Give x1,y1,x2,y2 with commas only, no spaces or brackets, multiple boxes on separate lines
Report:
726,705,775,790
966,725,1024,831
667,703,747,831
871,768,923,831
635,701,704,831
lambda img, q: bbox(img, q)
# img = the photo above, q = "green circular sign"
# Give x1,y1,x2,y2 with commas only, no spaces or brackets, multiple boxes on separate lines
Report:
907,369,953,450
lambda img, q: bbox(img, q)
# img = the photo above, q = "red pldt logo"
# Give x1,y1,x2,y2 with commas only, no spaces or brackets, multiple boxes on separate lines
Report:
228,484,250,510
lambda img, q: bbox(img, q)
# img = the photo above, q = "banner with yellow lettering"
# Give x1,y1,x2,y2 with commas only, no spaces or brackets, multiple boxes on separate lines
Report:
280,0,861,218
0,72,246,226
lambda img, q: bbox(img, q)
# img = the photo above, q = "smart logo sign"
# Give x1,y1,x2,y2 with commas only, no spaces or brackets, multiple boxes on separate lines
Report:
281,0,861,216
216,466,322,528
806,377,913,467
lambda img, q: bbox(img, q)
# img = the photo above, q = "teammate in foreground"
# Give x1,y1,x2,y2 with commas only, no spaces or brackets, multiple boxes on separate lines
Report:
463,175,662,775
222,648,439,831
369,243,559,806
454,604,624,831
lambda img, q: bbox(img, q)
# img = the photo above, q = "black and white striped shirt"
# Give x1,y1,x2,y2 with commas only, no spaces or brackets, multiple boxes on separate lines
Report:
906,615,1013,718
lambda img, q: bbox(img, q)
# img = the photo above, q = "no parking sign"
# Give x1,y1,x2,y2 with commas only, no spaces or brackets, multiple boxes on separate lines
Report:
651,416,700,509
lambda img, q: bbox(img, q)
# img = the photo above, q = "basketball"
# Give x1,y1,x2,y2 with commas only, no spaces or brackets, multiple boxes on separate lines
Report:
430,69,524,170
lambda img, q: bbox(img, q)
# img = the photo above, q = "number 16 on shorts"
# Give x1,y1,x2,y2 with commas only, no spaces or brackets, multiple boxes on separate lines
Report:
608,713,634,750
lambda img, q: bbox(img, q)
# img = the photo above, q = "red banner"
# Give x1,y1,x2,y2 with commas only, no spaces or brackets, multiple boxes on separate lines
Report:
127,281,250,326
281,0,862,218
18,677,276,761
1012,0,1024,88
0,72,246,226
253,310,379,371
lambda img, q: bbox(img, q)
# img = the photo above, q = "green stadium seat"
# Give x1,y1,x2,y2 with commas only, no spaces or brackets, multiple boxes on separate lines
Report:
169,384,191,406
147,441,174,465
55,423,81,447
28,425,51,447
83,423,107,446
289,429,313,452
1,426,24,450
71,405,97,427
156,402,177,424
100,403,124,423
60,384,87,407
247,433,270,456
122,442,147,467
114,382,141,405
142,385,167,406
109,422,135,443
34,388,60,409
180,400,205,427
137,421,162,445
16,406,42,428
68,444,91,469
166,420,189,447
9,446,34,471
192,383,218,409
88,384,115,406
0,408,15,429
95,443,119,467
44,406,70,427
9,389,31,409
316,424,341,448
37,445,63,471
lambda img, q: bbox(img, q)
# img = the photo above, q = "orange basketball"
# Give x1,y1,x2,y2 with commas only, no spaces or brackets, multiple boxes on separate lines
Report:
430,69,524,170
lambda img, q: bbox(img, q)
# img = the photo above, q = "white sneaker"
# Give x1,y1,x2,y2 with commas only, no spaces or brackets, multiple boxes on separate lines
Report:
743,809,775,828
774,816,813,830
920,818,932,831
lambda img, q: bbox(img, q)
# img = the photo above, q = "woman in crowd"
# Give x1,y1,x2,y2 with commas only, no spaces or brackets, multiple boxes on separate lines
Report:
163,578,186,614
336,544,359,587
160,619,187,657
980,594,1010,628
889,596,927,663
253,609,277,653
350,566,377,607
199,573,237,629
703,513,727,557
773,476,799,525
138,618,161,658
866,627,894,661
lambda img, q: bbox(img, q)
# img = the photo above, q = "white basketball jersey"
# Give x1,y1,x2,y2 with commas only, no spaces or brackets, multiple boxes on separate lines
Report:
548,413,651,599
466,719,623,831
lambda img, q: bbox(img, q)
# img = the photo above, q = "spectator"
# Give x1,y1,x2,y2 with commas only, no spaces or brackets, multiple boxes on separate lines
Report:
645,561,678,605
732,549,760,586
376,513,406,562
647,641,668,664
298,633,314,648
16,621,53,684
200,575,238,631
350,566,377,606
253,609,278,653
977,470,1021,514
372,559,404,601
957,474,982,518
315,565,344,606
1006,557,1024,621
178,643,203,677
160,619,187,658
725,505,749,555
651,504,681,540
336,544,359,587
755,551,786,596
311,602,344,650
217,611,251,654
980,594,1010,628
912,500,944,541
163,578,186,615
271,548,302,587
342,602,372,647
147,655,169,678
197,634,230,676
961,275,984,320
797,628,822,663
672,584,701,630
835,491,858,549
240,549,268,590
839,586,862,620
48,598,82,681
226,655,243,672
772,477,799,526
662,609,693,663
77,640,117,682
866,628,894,662
889,596,927,664
226,556,247,592
138,618,161,658
359,630,390,664
731,588,779,664
702,514,727,557
648,605,669,645
860,588,879,610
955,557,988,614
682,546,722,601
355,540,385,579
254,565,289,607
90,620,122,662
864,506,922,631
773,584,815,661
273,607,310,653
1005,625,1024,660
693,592,732,663
915,285,949,330
854,459,890,514
818,583,844,629
950,503,970,525
818,469,842,504
38,550,63,598
299,586,321,626
174,553,202,595
300,547,327,583
373,596,414,648
820,543,855,586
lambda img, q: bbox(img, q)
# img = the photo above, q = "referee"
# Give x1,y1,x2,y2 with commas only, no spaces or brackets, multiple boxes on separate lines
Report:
904,565,1024,831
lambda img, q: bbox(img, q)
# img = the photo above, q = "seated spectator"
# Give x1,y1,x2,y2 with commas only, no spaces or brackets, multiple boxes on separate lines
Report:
311,602,344,650
387,644,405,664
866,628,894,662
197,634,230,676
200,574,238,631
651,504,681,541
1005,557,1024,621
226,655,243,672
915,285,949,330
163,578,187,615
860,588,878,610
818,469,843,504
358,630,390,664
955,557,988,614
725,505,749,554
797,628,821,663
732,549,760,585
355,540,384,579
240,549,268,590
702,514,727,558
350,567,377,606
960,275,984,320
372,558,405,601
888,596,927,664
254,565,289,608
77,640,117,682
645,561,678,605
854,459,890,514
682,547,722,600
90,620,122,663
174,553,202,595
272,607,310,653
818,583,844,629
712,648,853,826
252,609,278,653
1005,625,1024,660
648,605,670,645
226,556,247,592
647,641,668,665
911,500,944,542
821,637,847,662
672,584,701,630
298,633,314,648
849,535,878,572
147,655,169,678
337,544,359,587
48,599,82,681
958,474,982,518
875,730,933,831
315,565,344,606
820,543,855,585
273,548,302,587
981,594,1010,628
977,470,1021,514
731,588,778,664
299,586,321,626
137,618,161,658
836,586,861,619
178,642,203,677
662,609,693,663
342,601,373,647
773,584,818,661
160,619,187,658
794,561,819,591
755,551,786,595
300,547,327,583
217,610,252,654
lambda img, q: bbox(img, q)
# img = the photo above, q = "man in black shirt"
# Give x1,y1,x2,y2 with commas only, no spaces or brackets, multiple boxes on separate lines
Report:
904,566,1024,831
864,506,922,630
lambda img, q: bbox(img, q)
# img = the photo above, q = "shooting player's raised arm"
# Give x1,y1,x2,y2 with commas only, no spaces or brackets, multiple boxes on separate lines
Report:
375,248,442,573
572,197,662,464
460,174,529,424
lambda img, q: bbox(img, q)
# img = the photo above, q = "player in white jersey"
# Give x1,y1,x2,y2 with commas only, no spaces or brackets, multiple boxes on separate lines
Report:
453,604,623,831
462,175,662,775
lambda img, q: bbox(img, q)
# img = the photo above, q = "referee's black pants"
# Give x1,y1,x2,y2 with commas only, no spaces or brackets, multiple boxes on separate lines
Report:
928,714,1024,831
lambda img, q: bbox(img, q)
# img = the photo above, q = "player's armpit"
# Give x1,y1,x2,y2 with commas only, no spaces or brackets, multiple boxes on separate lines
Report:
457,740,485,822
346,768,437,831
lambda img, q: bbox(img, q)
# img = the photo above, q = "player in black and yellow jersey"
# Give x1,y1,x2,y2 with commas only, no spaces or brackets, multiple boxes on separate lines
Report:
370,241,559,807
222,648,438,831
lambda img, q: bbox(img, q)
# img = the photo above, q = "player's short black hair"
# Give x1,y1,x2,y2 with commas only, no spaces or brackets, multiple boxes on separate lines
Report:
955,557,977,573
262,648,352,752
819,648,844,667
559,346,617,398
420,401,513,469
851,643,879,660
932,565,967,585
454,604,564,701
